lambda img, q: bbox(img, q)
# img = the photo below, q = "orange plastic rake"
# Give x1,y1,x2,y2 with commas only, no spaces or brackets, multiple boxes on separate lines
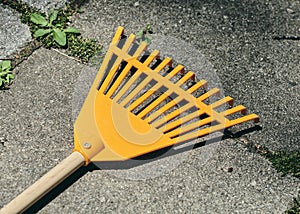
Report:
1,26,259,213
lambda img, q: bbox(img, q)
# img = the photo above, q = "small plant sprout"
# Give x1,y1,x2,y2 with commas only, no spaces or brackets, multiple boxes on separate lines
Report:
0,60,14,88
136,24,153,45
30,11,80,46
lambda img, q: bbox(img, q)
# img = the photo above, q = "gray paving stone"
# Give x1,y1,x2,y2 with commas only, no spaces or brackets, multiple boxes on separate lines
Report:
0,4,31,59
20,0,68,13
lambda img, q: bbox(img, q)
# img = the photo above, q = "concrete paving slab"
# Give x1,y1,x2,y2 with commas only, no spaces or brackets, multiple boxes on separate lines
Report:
0,3,31,59
74,0,300,152
20,0,68,13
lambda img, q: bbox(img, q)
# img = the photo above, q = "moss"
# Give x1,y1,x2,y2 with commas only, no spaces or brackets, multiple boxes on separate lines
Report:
285,198,300,214
67,34,103,63
239,140,300,213
265,151,300,178
239,139,300,178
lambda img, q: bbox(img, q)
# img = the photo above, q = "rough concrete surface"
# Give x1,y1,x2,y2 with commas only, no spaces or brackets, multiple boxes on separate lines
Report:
20,0,68,12
0,3,31,59
0,0,300,213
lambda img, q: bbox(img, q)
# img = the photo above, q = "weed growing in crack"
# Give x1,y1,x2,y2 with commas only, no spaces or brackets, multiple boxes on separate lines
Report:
136,24,154,45
27,6,102,63
30,11,80,47
6,1,102,63
0,60,14,88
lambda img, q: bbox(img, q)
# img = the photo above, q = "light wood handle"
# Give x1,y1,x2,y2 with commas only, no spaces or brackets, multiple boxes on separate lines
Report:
0,151,85,214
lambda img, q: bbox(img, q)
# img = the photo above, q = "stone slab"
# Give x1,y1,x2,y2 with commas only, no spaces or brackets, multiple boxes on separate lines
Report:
20,0,68,13
0,3,31,59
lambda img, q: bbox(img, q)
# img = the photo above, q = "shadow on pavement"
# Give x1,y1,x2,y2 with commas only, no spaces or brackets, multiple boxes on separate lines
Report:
24,125,261,213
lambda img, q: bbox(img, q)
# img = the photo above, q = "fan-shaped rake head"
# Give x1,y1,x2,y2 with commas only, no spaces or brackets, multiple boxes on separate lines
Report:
73,26,259,163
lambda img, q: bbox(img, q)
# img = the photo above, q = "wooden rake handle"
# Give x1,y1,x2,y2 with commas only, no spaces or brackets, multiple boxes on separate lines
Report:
0,151,85,214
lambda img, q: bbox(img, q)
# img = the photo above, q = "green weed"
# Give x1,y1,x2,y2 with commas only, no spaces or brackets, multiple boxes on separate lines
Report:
0,60,14,88
4,0,101,63
30,11,80,47
136,24,153,45
27,6,102,63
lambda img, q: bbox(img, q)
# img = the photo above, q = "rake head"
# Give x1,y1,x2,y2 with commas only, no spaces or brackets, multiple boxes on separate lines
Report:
0,26,260,214
74,26,259,163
